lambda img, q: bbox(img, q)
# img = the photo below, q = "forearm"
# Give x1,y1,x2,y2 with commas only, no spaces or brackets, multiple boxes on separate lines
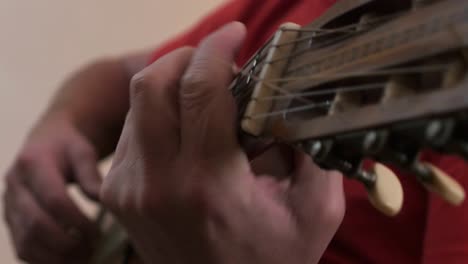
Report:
43,57,133,157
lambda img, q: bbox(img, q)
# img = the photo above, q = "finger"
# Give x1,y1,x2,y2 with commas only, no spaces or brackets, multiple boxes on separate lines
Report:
288,152,345,232
179,22,246,155
4,181,85,262
19,158,99,243
66,136,102,201
129,47,194,159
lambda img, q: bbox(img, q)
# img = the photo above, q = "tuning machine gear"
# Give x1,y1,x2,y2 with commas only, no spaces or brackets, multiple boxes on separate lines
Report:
302,138,404,216
371,120,466,206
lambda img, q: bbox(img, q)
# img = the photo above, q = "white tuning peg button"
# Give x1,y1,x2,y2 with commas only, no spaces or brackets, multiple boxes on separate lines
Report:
420,162,466,206
366,163,404,217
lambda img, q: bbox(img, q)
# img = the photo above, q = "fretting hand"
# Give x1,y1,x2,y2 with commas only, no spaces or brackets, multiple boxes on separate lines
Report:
101,22,345,264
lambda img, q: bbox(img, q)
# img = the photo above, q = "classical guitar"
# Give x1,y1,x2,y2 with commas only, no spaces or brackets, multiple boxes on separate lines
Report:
92,0,468,262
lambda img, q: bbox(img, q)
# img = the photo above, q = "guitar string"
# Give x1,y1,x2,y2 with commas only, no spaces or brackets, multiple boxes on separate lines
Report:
233,63,449,106
274,11,405,48
232,10,407,90
225,11,445,120
273,29,356,48
245,101,333,120
256,82,387,101
270,33,357,66
280,11,406,34
229,11,410,106
268,12,407,65
240,65,450,120
238,10,405,76
237,10,408,78
247,74,314,104
261,64,449,83
239,64,448,101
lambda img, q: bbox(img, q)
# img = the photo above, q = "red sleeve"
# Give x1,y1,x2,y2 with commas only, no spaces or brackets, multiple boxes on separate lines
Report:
148,0,251,64
422,154,468,263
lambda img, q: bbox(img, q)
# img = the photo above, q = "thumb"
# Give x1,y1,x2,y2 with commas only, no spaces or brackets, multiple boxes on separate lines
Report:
179,21,246,156
289,152,345,233
67,138,102,201
287,153,345,262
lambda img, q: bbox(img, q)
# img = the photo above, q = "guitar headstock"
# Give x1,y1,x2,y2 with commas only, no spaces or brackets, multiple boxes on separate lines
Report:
232,0,468,216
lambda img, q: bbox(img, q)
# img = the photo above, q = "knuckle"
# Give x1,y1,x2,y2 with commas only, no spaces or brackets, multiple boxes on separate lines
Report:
9,148,45,184
180,69,214,113
181,59,211,89
130,71,156,103
16,148,40,168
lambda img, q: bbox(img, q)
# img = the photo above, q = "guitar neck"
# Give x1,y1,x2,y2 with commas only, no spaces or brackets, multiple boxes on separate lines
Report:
229,0,467,215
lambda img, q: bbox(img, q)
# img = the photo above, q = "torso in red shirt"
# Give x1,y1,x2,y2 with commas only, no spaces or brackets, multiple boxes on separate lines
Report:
149,1,468,263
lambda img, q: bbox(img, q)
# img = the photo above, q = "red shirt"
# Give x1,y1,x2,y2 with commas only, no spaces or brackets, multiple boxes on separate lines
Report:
149,1,468,263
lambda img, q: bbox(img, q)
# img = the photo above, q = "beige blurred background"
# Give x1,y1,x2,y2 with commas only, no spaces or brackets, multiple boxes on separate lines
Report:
0,0,222,262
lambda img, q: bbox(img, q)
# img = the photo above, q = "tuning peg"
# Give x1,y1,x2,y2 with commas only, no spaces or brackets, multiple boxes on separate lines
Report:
358,162,404,217
302,140,404,216
414,162,466,205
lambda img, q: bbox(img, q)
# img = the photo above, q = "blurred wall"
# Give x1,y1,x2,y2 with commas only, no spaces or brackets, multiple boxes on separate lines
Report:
0,0,222,262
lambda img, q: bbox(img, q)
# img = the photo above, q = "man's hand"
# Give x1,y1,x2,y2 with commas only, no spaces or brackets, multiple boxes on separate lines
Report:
4,113,102,263
101,22,345,264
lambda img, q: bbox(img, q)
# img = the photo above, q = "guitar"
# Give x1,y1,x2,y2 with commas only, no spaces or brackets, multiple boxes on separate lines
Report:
92,0,468,262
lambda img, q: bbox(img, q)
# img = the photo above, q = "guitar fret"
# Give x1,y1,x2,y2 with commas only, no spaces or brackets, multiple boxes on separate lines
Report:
286,4,468,77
